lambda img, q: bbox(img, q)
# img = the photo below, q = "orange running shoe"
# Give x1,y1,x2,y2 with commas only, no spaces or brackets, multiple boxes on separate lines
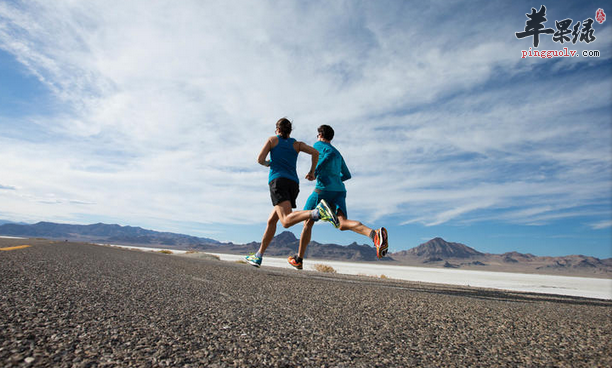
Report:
287,255,303,270
374,227,388,259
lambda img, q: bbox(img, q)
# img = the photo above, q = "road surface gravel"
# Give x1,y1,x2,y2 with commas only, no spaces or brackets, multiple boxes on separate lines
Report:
1,239,610,367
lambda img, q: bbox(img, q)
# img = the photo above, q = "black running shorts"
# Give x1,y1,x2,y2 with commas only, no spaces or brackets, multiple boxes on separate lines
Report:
269,177,299,208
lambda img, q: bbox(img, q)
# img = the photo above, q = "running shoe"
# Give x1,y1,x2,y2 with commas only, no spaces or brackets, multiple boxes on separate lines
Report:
373,227,388,259
245,253,262,267
287,255,303,270
316,199,340,228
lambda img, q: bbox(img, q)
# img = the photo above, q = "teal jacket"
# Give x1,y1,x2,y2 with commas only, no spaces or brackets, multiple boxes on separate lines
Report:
313,141,351,192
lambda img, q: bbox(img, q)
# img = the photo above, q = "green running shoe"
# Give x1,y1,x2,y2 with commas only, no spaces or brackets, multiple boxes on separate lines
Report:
316,199,340,228
245,253,262,267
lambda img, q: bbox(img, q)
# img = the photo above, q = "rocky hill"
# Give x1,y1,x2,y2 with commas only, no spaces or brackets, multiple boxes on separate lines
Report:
395,237,483,260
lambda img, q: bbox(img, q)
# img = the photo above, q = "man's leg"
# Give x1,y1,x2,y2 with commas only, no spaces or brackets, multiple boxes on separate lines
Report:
337,211,388,259
298,218,315,259
257,208,279,255
288,191,320,270
288,218,314,270
261,199,321,255
274,201,314,229
337,211,372,237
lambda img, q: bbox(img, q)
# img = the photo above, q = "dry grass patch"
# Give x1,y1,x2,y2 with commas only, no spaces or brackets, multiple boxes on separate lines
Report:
313,264,336,273
194,253,221,261
158,250,173,254
204,253,221,260
180,251,220,261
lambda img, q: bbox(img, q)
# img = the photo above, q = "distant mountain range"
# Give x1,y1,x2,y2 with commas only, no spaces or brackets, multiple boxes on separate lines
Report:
207,231,386,262
392,237,612,276
1,221,610,277
0,221,219,246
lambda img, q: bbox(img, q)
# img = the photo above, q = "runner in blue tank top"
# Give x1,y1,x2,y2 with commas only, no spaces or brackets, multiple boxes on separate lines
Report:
287,124,389,270
245,118,340,267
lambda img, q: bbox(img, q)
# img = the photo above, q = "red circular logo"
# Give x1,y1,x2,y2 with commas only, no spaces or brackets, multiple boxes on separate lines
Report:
596,8,606,24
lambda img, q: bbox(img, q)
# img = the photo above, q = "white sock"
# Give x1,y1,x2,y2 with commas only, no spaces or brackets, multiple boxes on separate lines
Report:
311,209,320,221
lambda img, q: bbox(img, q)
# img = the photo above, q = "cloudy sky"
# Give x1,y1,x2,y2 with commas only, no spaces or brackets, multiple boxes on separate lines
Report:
1,0,610,258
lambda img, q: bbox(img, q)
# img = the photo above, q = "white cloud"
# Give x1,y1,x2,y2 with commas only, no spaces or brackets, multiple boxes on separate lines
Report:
0,0,610,238
590,220,612,230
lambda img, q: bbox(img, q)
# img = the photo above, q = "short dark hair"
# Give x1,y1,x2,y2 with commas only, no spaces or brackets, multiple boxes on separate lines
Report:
318,125,334,141
276,118,292,139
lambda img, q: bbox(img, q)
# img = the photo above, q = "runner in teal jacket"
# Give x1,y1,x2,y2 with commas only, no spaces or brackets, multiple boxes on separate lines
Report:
287,125,389,270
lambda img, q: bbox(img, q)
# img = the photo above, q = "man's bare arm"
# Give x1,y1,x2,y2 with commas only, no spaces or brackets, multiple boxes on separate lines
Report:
257,136,276,166
297,141,319,181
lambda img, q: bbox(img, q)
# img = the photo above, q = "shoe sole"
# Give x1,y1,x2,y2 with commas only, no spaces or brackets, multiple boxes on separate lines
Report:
287,257,303,270
377,227,388,259
320,199,340,228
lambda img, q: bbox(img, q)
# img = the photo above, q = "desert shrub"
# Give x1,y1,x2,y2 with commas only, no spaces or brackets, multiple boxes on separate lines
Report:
313,264,336,273
202,253,220,260
159,250,173,254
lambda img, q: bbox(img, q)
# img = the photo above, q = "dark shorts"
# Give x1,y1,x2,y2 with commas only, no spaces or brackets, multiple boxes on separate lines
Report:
304,189,348,218
269,177,299,208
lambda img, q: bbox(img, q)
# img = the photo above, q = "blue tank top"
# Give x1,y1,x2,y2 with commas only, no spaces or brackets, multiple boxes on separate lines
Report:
269,135,299,183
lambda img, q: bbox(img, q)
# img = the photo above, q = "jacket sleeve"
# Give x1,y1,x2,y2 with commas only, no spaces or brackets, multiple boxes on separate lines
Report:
314,146,334,177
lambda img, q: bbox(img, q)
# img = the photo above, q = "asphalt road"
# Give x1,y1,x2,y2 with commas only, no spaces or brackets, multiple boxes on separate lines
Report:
1,239,611,367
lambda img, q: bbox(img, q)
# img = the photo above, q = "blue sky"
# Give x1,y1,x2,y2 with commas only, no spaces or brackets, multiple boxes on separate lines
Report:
0,0,611,258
